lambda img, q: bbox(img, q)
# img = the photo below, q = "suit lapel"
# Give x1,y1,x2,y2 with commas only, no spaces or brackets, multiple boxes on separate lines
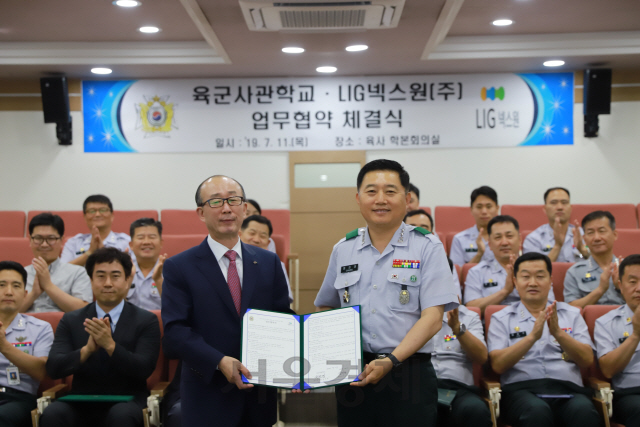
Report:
240,242,257,316
194,239,239,318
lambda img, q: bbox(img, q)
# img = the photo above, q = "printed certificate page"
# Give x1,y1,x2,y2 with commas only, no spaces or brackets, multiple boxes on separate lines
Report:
303,306,362,390
241,309,300,388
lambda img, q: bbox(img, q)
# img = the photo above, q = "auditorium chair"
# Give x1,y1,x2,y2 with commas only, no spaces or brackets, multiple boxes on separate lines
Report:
417,206,432,215
613,229,640,258
160,209,206,235
111,210,159,234
162,234,207,258
571,204,638,229
551,262,574,302
0,211,26,237
444,231,456,257
500,205,546,231
27,211,86,237
460,263,478,290
434,206,475,234
0,237,33,266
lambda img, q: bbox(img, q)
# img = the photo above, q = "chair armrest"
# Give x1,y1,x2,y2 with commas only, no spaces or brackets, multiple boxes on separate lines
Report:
150,381,171,398
287,253,299,261
587,377,613,419
481,379,501,390
587,377,611,391
42,384,69,399
480,379,502,419
592,397,612,427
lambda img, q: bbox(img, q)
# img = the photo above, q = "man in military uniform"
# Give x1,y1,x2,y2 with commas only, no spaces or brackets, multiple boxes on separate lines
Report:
406,183,420,212
0,261,54,427
450,186,499,267
61,195,130,266
432,304,492,427
594,253,640,427
564,211,624,309
488,252,602,427
314,159,458,427
465,216,555,313
523,187,589,262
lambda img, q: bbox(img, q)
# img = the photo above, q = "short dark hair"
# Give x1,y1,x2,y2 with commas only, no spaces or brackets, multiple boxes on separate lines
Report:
582,210,616,230
470,186,498,206
83,195,113,213
86,247,133,279
404,209,433,229
487,215,519,235
246,199,262,215
0,261,27,286
408,183,420,200
28,212,65,237
195,175,246,207
543,187,570,203
620,254,640,280
241,215,273,237
356,159,410,193
514,252,552,275
130,218,163,238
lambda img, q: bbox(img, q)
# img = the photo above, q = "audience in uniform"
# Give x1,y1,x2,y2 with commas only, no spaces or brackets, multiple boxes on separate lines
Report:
126,218,167,311
450,186,499,266
61,195,130,266
523,187,589,262
564,211,624,308
0,261,54,427
407,183,420,212
244,199,277,253
22,213,92,313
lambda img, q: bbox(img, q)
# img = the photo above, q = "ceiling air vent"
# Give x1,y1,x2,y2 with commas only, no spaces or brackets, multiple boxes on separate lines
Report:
239,0,405,32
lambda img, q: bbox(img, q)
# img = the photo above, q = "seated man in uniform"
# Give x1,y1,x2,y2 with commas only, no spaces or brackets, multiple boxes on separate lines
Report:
41,248,161,427
594,254,640,427
407,183,420,212
465,216,554,313
488,252,602,427
432,303,492,427
0,261,54,427
126,218,167,311
239,215,293,303
22,213,92,313
61,195,130,266
523,187,588,262
244,199,277,254
564,211,623,309
450,186,499,266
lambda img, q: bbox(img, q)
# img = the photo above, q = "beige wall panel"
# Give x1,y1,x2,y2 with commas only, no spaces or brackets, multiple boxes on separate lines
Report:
295,289,325,315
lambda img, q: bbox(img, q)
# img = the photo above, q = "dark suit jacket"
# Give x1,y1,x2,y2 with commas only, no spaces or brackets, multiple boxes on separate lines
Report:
46,301,161,406
162,239,292,427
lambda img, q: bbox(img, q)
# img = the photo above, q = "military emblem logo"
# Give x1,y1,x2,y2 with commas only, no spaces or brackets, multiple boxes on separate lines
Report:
136,95,177,137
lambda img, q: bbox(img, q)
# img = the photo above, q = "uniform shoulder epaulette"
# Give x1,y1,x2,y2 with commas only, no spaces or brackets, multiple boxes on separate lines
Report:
412,227,431,236
346,228,360,240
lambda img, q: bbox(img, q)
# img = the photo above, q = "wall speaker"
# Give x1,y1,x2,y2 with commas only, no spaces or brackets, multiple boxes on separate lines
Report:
40,77,72,145
583,69,611,116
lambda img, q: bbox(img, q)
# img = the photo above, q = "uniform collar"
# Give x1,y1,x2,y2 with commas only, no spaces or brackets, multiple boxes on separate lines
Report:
134,258,159,281
465,225,480,238
207,235,243,262
358,223,409,251
4,313,26,335
514,300,549,323
623,304,634,325
491,259,506,274
587,255,618,272
48,258,62,274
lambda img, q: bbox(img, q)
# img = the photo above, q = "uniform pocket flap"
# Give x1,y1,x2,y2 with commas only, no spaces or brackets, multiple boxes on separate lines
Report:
334,271,361,290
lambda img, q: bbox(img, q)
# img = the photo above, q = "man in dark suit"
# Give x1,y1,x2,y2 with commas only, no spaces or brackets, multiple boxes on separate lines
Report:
162,175,292,427
41,247,161,427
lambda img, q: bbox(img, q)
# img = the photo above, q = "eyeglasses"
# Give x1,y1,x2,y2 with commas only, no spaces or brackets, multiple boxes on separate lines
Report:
31,236,62,245
200,196,245,208
85,208,111,215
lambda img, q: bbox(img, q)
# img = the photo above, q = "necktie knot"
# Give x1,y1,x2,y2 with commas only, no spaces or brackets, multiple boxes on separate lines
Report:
224,250,237,262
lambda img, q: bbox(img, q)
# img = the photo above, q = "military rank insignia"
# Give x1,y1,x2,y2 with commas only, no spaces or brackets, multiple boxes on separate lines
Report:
582,273,596,283
393,259,420,269
483,279,498,288
510,331,527,339
465,244,478,253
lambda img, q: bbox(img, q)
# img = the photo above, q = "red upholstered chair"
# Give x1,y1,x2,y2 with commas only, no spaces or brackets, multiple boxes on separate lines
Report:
0,211,26,237
25,312,66,395
434,206,475,234
271,234,287,264
460,263,478,290
160,209,206,235
445,231,456,257
262,209,290,264
501,205,546,232
417,206,432,215
111,210,159,234
551,262,574,303
614,229,640,258
27,211,86,238
572,204,638,229
0,237,33,266
162,234,206,258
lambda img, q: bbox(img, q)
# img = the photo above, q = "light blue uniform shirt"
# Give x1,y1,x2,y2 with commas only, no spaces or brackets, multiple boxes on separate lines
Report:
60,231,131,263
314,223,459,354
25,258,92,312
449,226,495,267
95,300,125,333
452,265,462,300
487,301,594,387
431,306,485,386
127,259,161,311
464,260,555,305
0,314,54,395
523,223,584,263
564,256,624,305
594,305,640,390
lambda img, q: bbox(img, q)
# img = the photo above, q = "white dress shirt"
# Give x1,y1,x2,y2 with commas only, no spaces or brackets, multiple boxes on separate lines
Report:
207,235,244,287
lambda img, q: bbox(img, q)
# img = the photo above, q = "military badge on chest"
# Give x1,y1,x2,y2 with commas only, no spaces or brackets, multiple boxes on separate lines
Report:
582,273,596,283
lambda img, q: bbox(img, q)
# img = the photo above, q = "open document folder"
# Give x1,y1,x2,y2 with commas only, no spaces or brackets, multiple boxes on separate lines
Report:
241,306,363,391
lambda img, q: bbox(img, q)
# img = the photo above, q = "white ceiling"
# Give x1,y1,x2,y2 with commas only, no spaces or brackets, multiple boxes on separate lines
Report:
1,0,640,79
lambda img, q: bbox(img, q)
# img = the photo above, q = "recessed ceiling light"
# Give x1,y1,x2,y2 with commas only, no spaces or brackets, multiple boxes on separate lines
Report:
282,47,305,54
316,66,337,73
139,26,160,33
91,67,113,75
346,45,368,52
113,0,141,7
492,19,513,26
543,60,565,67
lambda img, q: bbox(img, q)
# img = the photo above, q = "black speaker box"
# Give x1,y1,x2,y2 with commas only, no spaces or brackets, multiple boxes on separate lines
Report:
40,77,71,124
583,69,612,115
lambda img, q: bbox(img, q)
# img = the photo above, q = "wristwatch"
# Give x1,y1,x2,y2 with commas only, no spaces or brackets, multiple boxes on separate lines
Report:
457,324,467,337
387,353,402,369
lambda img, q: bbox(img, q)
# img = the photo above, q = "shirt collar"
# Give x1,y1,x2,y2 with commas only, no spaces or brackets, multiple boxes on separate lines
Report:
207,235,243,262
516,301,551,323
623,304,634,325
96,299,125,330
587,255,618,271
358,223,408,252
48,258,61,274
4,313,27,335
134,258,159,281
491,259,506,274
